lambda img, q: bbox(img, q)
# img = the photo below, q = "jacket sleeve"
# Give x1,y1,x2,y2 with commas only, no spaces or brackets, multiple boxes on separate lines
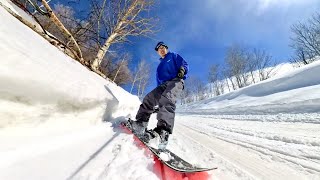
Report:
156,71,161,86
175,53,189,75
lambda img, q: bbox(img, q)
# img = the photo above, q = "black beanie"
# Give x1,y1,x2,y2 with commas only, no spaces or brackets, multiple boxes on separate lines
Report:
155,41,168,51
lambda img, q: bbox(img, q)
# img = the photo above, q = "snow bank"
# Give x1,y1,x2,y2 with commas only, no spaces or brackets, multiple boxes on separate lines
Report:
0,1,140,128
180,60,320,114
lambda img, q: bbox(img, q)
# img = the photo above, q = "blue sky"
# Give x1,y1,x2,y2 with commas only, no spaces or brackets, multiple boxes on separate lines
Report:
57,0,320,91
124,0,320,88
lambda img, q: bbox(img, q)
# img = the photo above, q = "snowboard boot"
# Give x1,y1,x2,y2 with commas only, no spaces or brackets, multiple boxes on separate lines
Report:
144,129,158,143
147,127,170,150
127,119,148,136
157,129,169,150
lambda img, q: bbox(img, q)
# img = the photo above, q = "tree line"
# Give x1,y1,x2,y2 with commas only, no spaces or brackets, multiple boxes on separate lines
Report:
180,12,320,104
9,1,320,102
11,0,155,98
179,45,276,104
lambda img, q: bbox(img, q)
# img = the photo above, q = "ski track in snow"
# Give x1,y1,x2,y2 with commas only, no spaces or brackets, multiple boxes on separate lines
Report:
173,113,320,180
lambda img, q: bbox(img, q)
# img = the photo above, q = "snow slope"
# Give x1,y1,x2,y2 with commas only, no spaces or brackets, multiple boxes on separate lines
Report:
180,60,320,115
1,0,320,179
0,1,154,179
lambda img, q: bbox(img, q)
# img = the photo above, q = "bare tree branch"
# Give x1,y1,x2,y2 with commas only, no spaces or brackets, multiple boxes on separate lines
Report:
40,0,84,64
290,13,320,65
90,0,157,73
130,59,151,98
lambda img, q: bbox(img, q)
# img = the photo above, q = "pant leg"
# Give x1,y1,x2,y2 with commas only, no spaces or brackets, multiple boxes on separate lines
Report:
135,85,166,122
157,78,184,133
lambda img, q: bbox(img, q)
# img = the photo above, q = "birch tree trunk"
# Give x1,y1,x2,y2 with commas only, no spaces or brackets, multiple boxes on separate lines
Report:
91,33,117,71
41,0,84,64
130,73,139,93
113,57,125,82
89,0,155,74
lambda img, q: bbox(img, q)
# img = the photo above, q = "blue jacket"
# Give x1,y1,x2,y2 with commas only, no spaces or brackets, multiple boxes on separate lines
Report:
156,52,189,86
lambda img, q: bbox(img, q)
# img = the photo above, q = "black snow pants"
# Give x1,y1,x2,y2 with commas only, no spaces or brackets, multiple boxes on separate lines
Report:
135,78,184,134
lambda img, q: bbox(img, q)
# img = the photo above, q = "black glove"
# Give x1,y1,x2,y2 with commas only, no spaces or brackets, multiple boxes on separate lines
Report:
177,66,185,79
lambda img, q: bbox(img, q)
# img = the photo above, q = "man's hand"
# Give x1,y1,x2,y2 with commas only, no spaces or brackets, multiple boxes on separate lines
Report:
177,66,185,79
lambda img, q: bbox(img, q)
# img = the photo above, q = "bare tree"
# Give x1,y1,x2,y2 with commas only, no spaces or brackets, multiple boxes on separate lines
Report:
101,53,132,85
112,54,132,84
11,0,50,15
89,0,157,73
130,60,151,98
196,81,207,101
251,48,275,81
3,1,85,67
208,63,223,96
184,76,197,102
246,50,257,84
221,65,232,92
290,13,320,65
186,76,206,101
51,4,93,50
290,47,309,67
179,88,191,105
225,45,249,88
24,1,98,67
137,73,150,98
179,76,193,104
40,0,84,64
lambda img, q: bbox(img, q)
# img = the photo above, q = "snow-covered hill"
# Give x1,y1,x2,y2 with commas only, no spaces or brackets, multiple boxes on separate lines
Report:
1,0,320,179
180,58,320,115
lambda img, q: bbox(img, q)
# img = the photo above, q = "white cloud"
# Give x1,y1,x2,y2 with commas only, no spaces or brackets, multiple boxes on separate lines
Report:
154,0,320,53
203,0,319,17
253,0,319,14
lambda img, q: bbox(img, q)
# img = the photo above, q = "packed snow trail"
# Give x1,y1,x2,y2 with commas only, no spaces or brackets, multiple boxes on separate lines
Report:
172,114,320,180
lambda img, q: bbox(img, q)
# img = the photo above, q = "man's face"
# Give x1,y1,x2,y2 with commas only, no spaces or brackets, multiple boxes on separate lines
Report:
157,45,168,58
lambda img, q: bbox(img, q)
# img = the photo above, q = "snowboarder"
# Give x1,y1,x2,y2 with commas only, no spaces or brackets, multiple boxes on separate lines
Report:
128,41,189,149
